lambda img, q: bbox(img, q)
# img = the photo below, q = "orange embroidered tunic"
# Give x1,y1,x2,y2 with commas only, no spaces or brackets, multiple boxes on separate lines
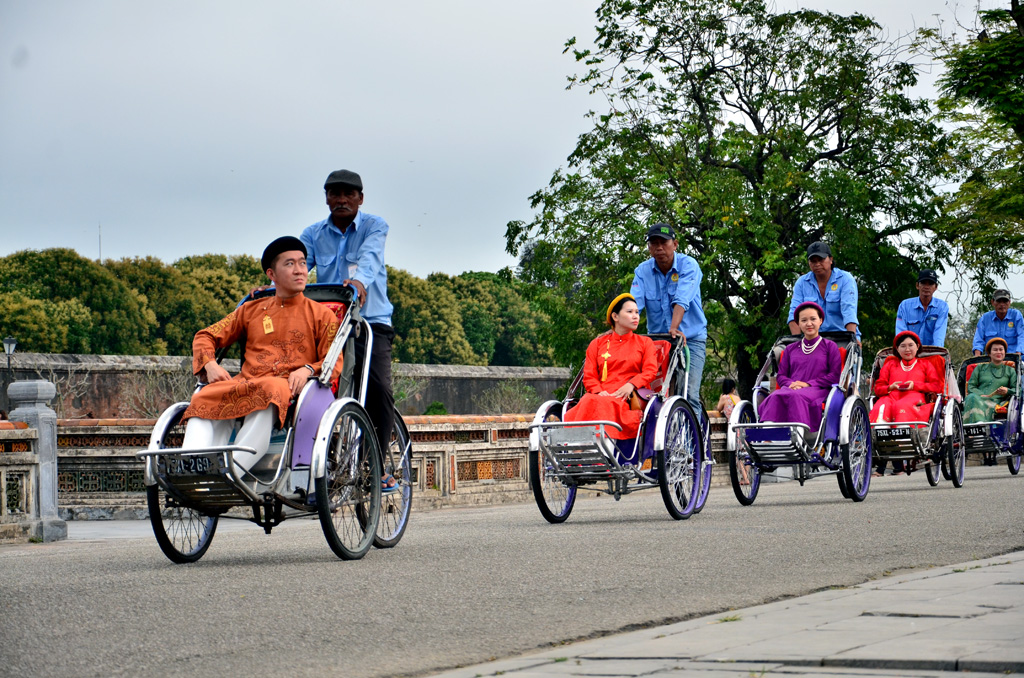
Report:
182,294,341,428
564,330,658,440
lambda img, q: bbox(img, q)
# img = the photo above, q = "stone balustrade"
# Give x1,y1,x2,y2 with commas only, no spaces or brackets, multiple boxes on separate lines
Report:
1,381,67,542
53,413,729,520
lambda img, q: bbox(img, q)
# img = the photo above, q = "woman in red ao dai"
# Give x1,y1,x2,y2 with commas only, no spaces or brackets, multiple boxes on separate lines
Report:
564,293,659,440
870,330,942,426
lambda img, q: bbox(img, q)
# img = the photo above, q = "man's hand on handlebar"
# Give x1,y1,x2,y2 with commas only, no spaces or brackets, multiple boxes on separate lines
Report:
343,279,367,305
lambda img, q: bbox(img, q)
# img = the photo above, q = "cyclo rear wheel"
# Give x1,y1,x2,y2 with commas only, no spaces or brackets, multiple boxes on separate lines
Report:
316,401,382,560
658,399,701,520
947,406,966,488
692,405,712,514
374,409,413,549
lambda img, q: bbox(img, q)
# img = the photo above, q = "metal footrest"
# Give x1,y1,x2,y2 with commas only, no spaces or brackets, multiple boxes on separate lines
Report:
145,447,257,508
747,442,804,465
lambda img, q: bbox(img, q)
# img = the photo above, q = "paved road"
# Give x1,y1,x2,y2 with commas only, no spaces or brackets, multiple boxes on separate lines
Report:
2,466,1022,678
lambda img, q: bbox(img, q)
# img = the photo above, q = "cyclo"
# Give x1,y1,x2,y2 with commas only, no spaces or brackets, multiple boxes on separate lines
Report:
138,284,413,563
528,334,710,522
726,331,872,504
956,352,1024,475
867,345,966,487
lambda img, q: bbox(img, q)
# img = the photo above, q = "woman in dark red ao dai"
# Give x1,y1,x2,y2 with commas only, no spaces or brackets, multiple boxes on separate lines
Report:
758,302,842,431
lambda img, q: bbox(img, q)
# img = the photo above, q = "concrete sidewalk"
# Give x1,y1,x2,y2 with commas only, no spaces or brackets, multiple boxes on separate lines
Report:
432,551,1024,677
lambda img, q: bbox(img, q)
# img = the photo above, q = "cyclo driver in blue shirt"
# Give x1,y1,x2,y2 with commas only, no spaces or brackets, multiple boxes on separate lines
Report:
895,269,948,347
630,223,708,414
788,241,859,340
972,288,1023,356
299,169,397,489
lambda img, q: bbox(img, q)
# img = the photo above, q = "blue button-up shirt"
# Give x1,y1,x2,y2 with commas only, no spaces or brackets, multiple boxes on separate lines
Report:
300,211,393,326
630,254,707,340
973,308,1024,353
788,267,859,338
895,296,949,347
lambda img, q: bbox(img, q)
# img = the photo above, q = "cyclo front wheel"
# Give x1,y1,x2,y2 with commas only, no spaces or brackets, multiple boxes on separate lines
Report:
729,404,760,506
147,484,218,564
146,408,217,564
316,401,382,560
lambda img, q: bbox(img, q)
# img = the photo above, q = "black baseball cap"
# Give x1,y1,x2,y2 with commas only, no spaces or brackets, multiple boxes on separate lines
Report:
993,288,1012,302
806,241,831,259
646,223,677,241
917,269,938,284
324,169,363,191
261,236,307,273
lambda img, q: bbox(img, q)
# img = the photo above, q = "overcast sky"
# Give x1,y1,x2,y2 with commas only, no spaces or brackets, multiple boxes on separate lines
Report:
0,0,1002,284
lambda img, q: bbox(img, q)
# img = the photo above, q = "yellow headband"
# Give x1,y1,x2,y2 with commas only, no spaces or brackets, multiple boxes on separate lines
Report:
606,293,636,327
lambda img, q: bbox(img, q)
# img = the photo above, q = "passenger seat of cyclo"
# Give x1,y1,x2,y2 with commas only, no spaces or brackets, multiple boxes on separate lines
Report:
625,339,674,412
319,301,350,396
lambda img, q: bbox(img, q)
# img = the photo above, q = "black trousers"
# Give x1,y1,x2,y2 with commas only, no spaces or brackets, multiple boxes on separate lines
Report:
355,323,395,458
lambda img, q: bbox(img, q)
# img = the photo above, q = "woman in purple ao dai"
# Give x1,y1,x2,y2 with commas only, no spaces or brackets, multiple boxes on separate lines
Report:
759,301,842,432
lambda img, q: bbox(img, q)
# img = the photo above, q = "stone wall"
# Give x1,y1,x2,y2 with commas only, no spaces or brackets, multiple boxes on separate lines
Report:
0,353,572,418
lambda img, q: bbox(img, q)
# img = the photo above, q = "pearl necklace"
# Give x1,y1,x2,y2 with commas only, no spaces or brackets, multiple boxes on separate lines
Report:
900,359,918,372
801,336,822,354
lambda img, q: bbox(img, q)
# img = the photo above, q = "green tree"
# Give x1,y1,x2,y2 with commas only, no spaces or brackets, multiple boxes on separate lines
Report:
0,249,155,354
923,2,1024,290
106,256,224,356
506,0,954,393
428,270,557,366
0,291,93,354
173,254,265,312
388,267,481,365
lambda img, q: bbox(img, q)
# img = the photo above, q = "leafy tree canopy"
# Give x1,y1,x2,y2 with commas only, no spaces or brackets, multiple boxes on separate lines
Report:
427,270,557,367
507,0,961,391
388,266,482,365
0,248,155,354
923,1,1024,291
107,256,225,356
173,253,265,311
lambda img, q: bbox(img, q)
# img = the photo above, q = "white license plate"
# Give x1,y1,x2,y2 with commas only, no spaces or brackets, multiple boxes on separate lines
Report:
876,427,911,439
167,455,215,475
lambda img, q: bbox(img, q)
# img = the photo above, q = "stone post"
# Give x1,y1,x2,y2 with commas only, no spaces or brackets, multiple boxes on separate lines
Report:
8,380,67,541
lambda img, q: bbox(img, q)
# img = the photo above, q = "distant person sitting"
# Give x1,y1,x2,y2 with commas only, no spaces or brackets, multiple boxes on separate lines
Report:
788,241,859,340
760,302,842,432
973,289,1023,356
180,237,342,477
895,269,948,347
715,379,740,418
